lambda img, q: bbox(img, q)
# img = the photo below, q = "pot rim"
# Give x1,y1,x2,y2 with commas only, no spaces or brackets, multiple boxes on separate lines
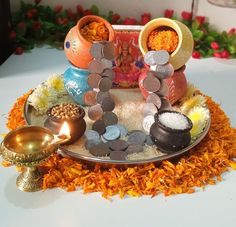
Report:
46,104,85,122
76,15,115,45
155,110,193,133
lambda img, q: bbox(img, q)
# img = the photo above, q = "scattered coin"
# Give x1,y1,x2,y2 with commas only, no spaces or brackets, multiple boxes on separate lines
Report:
128,131,146,145
154,50,170,65
115,124,128,137
103,125,120,141
96,91,110,104
109,139,129,151
144,51,157,66
142,74,161,93
145,135,154,146
88,104,103,120
87,73,102,88
101,96,115,112
143,103,158,116
88,59,105,74
110,150,127,160
102,42,115,60
102,111,118,126
92,119,106,135
102,68,115,81
85,139,101,150
98,77,112,92
155,80,169,97
126,144,143,154
146,93,162,109
89,42,103,59
101,135,109,143
84,129,100,141
155,63,174,79
142,115,155,133
89,142,110,157
83,90,97,106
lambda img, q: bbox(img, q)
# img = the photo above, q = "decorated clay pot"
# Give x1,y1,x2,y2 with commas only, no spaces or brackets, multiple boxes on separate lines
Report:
64,65,91,105
138,65,187,104
44,105,86,145
64,15,115,69
139,18,193,70
150,110,192,153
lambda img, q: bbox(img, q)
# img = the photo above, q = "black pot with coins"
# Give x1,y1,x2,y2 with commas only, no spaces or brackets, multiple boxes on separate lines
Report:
44,103,86,145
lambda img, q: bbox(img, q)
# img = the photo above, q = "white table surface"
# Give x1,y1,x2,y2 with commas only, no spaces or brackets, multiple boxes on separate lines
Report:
0,47,236,227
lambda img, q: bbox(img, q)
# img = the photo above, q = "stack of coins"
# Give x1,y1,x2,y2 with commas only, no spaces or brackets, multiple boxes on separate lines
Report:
142,50,173,133
83,41,118,130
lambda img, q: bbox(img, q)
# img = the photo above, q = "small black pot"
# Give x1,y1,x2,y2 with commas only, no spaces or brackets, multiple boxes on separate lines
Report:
150,110,192,153
44,105,86,145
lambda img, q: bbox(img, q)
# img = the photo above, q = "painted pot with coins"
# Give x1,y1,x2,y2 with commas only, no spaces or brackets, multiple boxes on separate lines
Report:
64,15,115,69
64,65,91,106
44,103,86,145
150,110,193,153
139,65,187,104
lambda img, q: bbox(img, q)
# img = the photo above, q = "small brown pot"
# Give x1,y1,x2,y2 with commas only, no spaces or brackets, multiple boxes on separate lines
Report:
64,15,115,69
44,105,86,145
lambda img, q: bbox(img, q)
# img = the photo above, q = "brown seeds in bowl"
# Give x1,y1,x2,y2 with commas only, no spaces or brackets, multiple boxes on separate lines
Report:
49,103,80,120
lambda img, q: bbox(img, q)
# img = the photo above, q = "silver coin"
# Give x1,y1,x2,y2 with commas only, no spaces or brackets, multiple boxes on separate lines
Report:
143,103,158,117
145,135,154,146
102,111,118,126
127,131,146,145
144,51,157,66
103,125,121,141
90,42,103,59
89,142,110,157
96,91,110,104
101,58,113,69
155,63,174,79
142,115,155,133
146,93,162,109
153,50,170,65
84,129,100,141
115,124,128,137
85,139,101,150
102,42,115,60
155,80,169,97
142,75,161,93
88,59,105,74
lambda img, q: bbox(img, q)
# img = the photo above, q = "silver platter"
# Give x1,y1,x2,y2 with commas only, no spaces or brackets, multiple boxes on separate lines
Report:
24,89,210,167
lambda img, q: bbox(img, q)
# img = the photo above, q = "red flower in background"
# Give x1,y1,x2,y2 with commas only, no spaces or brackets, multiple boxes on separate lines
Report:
181,11,192,21
27,8,38,19
15,47,24,55
34,0,41,4
54,5,63,14
213,52,222,58
123,17,137,25
211,41,219,50
17,22,26,29
192,51,201,59
57,17,69,25
195,16,205,26
76,5,84,15
221,50,230,59
111,13,120,24
9,31,17,39
164,9,174,18
33,21,42,30
228,28,236,35
66,9,76,21
83,9,93,16
141,13,151,25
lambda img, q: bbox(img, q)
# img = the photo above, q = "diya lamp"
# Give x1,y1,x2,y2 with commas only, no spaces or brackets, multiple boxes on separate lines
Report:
138,17,194,104
0,123,70,192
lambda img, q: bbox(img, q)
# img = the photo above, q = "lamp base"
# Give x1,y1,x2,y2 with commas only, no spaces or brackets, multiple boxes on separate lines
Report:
16,166,43,192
